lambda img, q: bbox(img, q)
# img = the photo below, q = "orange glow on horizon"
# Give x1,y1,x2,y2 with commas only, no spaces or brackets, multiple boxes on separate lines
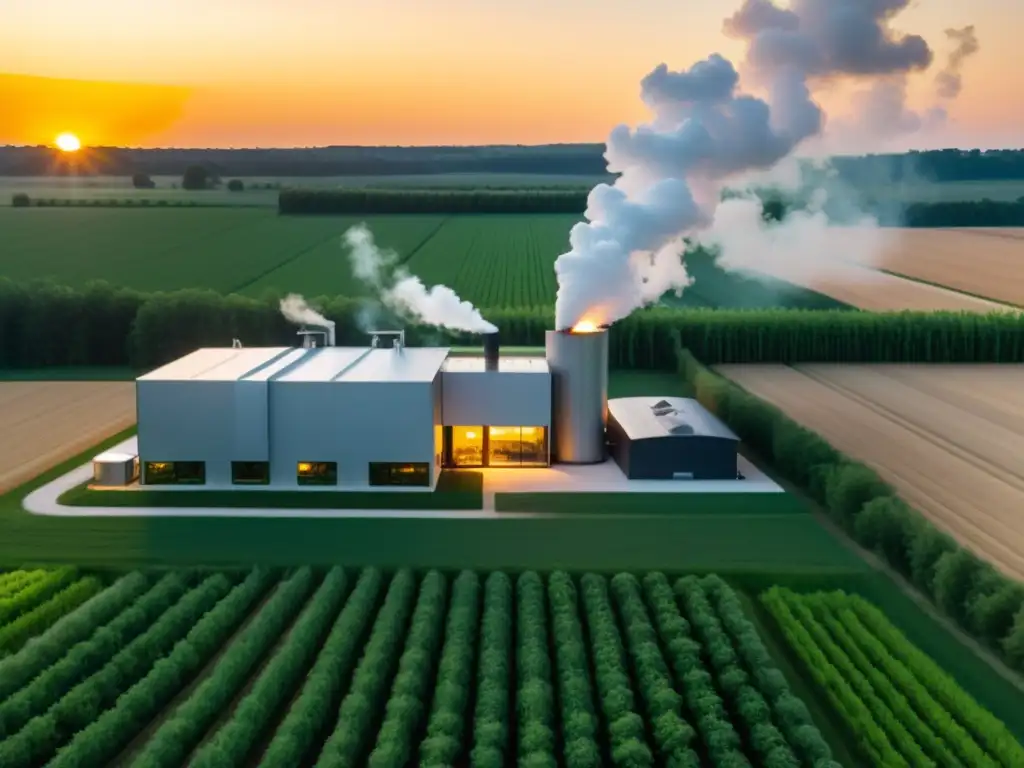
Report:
54,132,80,152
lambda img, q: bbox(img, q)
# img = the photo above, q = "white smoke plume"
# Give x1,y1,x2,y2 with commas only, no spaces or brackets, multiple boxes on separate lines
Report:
553,0,970,329
342,224,497,334
279,293,331,328
935,25,980,100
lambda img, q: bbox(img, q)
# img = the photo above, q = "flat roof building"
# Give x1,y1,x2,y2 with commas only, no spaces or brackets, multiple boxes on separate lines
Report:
607,396,739,480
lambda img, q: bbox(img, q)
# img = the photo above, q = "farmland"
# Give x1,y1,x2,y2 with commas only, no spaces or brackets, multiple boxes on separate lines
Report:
0,382,135,494
0,566,1020,767
715,363,1024,579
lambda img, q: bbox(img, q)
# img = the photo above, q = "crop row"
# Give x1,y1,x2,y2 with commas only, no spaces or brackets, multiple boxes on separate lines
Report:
10,567,1019,767
762,588,1024,768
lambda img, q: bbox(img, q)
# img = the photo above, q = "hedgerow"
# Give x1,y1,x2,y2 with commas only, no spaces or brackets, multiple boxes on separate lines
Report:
0,571,150,700
0,572,232,767
315,569,418,768
0,572,191,740
417,571,481,767
469,571,514,768
189,567,349,768
760,587,910,767
0,568,77,625
513,572,558,768
847,592,1024,767
0,577,102,654
131,567,316,768
699,575,835,766
48,568,275,768
367,571,449,768
547,571,602,768
639,573,749,767
579,573,655,767
610,573,701,767
260,567,386,768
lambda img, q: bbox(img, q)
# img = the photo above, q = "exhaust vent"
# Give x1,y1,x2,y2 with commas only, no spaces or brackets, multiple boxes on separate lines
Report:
545,328,609,464
483,331,500,372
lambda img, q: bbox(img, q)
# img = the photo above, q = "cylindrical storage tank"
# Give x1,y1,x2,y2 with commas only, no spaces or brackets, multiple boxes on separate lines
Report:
545,328,609,463
483,331,500,372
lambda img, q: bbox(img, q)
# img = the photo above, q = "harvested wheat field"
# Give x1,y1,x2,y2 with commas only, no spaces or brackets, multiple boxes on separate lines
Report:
0,382,136,493
838,227,1024,308
717,363,1024,579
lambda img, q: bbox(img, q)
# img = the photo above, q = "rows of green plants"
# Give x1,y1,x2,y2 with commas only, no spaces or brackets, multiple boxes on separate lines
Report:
677,344,1024,674
0,575,101,654
0,566,843,767
12,194,219,208
5,277,1024,370
762,588,1023,767
0,567,76,625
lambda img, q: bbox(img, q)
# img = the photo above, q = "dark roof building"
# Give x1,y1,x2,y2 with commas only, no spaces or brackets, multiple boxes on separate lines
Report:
607,396,739,480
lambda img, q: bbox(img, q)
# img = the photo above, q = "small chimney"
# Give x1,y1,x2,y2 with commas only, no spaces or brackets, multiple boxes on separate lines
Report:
483,331,499,372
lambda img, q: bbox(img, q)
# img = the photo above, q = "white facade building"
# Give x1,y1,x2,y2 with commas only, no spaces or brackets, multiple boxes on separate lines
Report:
133,340,552,490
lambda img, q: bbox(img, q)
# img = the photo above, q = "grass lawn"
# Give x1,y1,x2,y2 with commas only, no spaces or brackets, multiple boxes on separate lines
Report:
0,367,142,381
59,471,483,510
494,491,805,515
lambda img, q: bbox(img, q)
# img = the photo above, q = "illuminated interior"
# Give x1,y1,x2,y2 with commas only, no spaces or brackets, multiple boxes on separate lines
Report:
297,461,338,485
450,426,484,467
445,426,548,467
144,461,205,485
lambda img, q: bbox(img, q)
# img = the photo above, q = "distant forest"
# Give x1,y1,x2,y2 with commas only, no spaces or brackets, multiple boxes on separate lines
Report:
2,144,1024,183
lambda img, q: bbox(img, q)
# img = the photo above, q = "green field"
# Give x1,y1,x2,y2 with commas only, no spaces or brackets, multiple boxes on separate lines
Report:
0,208,848,310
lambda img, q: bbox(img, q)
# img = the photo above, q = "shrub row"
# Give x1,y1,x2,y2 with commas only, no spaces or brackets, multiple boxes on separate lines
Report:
417,571,481,767
260,567,386,768
0,568,77,625
761,589,906,766
470,572,514,766
807,592,997,768
11,195,214,208
316,569,418,767
191,567,349,768
514,572,558,768
367,571,449,768
547,571,602,768
0,572,189,740
846,593,1024,767
0,572,231,767
674,576,806,768
677,345,1024,672
579,573,655,767
0,569,47,597
8,278,1024,370
698,575,837,767
0,571,150,699
0,576,102,655
49,568,274,768
279,188,589,214
639,573,749,767
134,567,315,768
610,574,701,767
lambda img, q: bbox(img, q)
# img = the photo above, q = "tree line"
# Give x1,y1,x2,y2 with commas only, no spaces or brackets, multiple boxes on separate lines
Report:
4,145,1024,183
3,279,1024,371
678,346,1024,675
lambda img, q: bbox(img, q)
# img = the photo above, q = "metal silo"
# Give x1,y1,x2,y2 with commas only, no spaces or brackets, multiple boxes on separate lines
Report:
545,327,609,463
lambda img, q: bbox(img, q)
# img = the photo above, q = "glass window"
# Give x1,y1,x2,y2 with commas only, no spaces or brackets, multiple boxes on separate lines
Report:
144,461,205,485
368,462,430,487
450,426,484,467
520,426,548,466
488,427,522,467
297,461,338,486
232,461,270,485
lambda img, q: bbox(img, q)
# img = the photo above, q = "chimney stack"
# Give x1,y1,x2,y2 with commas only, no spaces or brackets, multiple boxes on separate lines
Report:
483,331,500,372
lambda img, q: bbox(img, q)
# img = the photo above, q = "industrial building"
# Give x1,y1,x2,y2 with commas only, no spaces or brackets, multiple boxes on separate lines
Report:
606,397,740,480
95,324,741,491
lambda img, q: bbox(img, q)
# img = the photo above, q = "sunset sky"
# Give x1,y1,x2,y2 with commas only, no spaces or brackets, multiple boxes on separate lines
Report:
1,0,1020,149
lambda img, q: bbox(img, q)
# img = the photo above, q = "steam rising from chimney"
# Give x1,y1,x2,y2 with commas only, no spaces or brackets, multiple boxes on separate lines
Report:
279,293,330,328
343,224,497,334
935,26,980,100
553,0,975,331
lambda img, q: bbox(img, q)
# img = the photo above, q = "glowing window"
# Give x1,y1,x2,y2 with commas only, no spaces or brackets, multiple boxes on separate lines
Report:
297,461,338,486
450,426,484,467
232,461,270,485
368,462,430,487
144,461,206,485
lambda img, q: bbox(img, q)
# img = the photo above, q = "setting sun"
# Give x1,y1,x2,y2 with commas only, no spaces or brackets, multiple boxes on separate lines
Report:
54,132,81,152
